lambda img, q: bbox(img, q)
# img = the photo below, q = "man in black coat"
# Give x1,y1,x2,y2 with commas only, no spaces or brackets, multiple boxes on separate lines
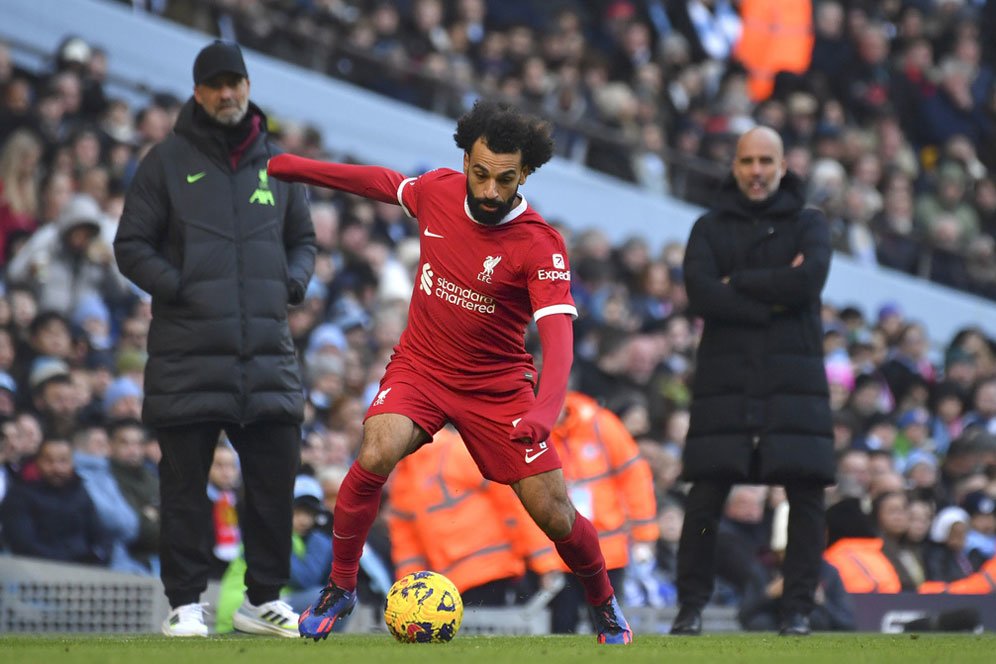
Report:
114,41,315,638
670,126,835,636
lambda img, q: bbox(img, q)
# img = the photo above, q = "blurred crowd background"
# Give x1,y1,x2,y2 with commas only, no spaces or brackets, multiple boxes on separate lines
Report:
0,0,994,633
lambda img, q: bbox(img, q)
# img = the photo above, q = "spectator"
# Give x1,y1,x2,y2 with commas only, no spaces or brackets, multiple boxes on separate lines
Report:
960,490,996,569
207,442,241,578
872,490,926,591
0,437,107,564
6,193,128,315
28,357,80,440
216,475,335,634
107,418,159,574
70,424,145,574
0,129,42,265
923,506,974,583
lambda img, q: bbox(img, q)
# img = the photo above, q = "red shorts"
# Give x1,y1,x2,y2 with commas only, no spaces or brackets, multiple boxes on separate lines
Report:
365,362,561,484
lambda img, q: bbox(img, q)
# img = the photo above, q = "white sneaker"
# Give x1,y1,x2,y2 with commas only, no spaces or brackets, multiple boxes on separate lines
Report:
232,598,299,638
162,603,209,637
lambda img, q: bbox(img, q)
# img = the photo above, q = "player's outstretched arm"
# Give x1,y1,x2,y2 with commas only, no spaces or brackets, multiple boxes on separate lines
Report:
510,313,573,445
267,153,407,204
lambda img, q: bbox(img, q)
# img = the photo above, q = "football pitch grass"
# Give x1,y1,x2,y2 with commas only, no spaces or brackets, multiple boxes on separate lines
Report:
2,633,993,664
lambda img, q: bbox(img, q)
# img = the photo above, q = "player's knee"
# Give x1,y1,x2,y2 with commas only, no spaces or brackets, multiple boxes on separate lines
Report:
355,438,400,476
532,497,574,540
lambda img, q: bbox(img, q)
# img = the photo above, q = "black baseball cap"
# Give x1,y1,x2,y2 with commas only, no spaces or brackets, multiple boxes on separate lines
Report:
193,40,248,85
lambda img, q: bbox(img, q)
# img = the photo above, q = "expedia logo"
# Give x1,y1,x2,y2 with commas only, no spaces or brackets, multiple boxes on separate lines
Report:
538,269,571,281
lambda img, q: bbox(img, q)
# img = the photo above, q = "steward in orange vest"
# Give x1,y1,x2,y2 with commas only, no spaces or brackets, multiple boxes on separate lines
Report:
823,538,902,593
734,0,814,101
386,427,559,602
537,392,659,632
919,557,996,594
547,392,660,572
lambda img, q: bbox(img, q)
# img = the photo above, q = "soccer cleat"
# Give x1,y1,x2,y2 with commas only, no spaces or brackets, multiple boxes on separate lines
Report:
590,595,633,644
233,598,299,638
162,602,209,637
297,581,357,641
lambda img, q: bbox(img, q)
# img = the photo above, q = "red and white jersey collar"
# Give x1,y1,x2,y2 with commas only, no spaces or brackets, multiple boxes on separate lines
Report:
463,194,529,226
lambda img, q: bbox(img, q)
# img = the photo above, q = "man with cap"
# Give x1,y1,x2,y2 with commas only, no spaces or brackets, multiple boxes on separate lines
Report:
960,490,996,569
114,40,315,637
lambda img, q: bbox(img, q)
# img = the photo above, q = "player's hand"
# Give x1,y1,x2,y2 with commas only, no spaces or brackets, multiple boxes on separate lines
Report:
791,253,804,267
510,414,550,445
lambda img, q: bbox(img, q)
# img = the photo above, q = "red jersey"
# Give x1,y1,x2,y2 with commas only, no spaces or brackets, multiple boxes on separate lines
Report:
266,157,576,393
395,168,576,391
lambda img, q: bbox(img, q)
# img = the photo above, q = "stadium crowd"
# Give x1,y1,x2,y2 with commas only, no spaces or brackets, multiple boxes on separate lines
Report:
0,3,994,633
143,0,996,302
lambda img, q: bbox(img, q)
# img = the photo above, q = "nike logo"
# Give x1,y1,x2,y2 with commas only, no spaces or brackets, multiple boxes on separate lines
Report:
524,446,549,464
186,172,206,183
423,228,445,239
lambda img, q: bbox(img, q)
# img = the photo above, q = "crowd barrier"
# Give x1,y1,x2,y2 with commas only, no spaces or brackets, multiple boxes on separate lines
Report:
5,556,991,635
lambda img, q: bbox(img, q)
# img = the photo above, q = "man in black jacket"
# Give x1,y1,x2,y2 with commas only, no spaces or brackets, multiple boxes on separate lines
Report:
670,126,835,636
114,41,315,638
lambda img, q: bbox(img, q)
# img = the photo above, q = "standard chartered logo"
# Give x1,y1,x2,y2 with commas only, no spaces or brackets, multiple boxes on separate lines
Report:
419,262,495,313
435,276,496,314
420,263,434,295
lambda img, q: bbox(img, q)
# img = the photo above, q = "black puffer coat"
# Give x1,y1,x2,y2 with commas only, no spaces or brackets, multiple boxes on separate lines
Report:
114,100,315,427
681,172,835,485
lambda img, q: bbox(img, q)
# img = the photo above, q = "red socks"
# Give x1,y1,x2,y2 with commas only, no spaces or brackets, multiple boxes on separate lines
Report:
329,462,389,591
554,511,614,606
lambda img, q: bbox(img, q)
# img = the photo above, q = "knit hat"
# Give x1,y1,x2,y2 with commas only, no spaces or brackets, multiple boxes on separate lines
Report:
193,40,248,85
28,357,71,393
929,506,969,543
293,474,324,513
71,294,110,328
103,376,143,415
897,407,930,429
961,491,996,518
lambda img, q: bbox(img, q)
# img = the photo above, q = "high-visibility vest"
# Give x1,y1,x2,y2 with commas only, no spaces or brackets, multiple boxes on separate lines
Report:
919,557,996,594
823,538,902,593
546,392,659,571
734,0,814,101
386,428,559,593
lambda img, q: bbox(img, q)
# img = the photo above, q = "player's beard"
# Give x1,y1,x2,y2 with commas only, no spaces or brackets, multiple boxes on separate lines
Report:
466,182,518,226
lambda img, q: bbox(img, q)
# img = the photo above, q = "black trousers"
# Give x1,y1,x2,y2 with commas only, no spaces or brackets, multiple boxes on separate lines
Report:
676,481,825,616
157,421,300,608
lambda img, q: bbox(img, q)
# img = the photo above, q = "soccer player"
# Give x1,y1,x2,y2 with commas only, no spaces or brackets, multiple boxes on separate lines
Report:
267,100,632,644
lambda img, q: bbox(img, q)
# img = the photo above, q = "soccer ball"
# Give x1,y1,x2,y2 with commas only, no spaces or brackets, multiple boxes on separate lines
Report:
384,570,463,643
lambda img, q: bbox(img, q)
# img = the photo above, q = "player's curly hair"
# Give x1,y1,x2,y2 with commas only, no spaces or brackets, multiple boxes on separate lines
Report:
453,100,554,172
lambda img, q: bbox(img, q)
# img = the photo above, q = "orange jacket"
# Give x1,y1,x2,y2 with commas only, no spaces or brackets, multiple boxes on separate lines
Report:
544,392,659,571
823,538,902,593
734,0,813,101
919,556,996,594
386,428,559,593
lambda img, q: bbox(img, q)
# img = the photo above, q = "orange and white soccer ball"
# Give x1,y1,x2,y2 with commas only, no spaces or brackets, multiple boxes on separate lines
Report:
384,570,463,643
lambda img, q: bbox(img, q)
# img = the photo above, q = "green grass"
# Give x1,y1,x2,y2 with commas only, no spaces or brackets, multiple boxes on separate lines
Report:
1,634,994,664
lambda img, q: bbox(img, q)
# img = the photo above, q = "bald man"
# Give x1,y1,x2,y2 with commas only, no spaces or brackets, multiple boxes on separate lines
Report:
671,126,835,636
